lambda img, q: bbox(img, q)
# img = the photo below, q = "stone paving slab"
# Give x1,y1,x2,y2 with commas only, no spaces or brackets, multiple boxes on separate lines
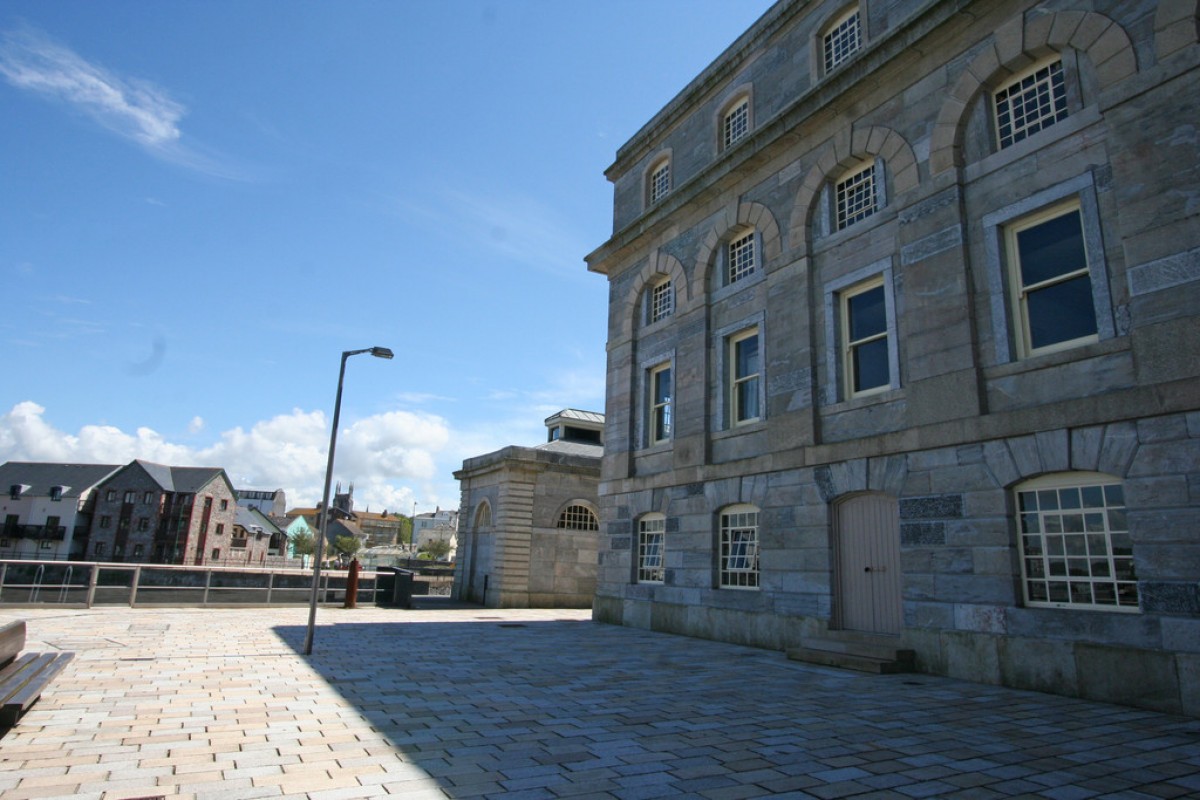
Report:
0,605,1197,800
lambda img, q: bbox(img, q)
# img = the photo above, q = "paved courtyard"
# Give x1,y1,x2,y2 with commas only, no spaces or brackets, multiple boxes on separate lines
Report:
1,604,1198,800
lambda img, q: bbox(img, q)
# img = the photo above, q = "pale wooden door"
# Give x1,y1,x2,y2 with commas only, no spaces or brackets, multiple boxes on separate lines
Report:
835,493,903,634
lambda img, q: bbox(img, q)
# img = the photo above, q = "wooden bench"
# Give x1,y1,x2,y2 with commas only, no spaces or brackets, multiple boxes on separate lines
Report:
0,620,74,728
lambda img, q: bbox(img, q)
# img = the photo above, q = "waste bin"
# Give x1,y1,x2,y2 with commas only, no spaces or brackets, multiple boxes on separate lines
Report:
374,567,414,609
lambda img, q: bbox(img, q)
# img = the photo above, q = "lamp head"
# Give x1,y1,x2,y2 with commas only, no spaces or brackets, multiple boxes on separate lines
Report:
370,347,394,360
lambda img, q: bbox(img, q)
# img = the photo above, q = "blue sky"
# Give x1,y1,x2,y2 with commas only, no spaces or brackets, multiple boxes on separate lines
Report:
0,1,773,514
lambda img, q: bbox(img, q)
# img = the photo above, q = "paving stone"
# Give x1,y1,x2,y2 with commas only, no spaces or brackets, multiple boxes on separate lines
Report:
0,605,1197,800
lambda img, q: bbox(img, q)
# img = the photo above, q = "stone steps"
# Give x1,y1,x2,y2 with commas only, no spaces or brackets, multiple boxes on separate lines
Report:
786,637,915,674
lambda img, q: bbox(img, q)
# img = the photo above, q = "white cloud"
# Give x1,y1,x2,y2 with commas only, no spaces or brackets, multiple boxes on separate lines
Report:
0,27,183,148
0,26,246,179
0,402,458,511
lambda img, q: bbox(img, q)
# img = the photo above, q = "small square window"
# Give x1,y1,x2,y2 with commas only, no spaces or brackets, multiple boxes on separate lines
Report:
123,491,136,504
823,9,861,73
994,59,1068,149
723,99,749,149
836,162,877,230
106,490,116,502
40,539,53,550
650,280,674,323
728,231,756,284
649,160,670,205
50,486,63,501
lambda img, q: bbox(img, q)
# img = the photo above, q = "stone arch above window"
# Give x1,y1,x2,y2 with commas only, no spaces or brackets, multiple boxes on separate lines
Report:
618,250,690,341
473,500,492,531
929,11,1138,175
786,126,918,256
556,501,600,531
692,201,782,299
1155,1,1200,61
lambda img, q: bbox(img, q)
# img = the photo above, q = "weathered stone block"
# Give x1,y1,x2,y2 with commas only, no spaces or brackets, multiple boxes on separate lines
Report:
997,636,1079,697
900,494,964,520
1075,643,1181,713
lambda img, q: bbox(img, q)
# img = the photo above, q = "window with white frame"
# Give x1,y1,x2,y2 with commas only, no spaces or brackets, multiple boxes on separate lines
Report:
648,363,673,445
727,229,757,284
637,514,665,583
994,57,1068,150
650,278,674,323
723,98,750,149
823,7,861,73
720,505,759,589
649,158,671,205
1006,199,1097,357
836,161,877,230
557,504,599,531
841,277,890,397
1016,473,1137,611
730,328,761,425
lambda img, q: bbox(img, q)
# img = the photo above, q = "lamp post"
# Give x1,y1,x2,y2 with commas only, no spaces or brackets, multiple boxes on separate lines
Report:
303,346,393,655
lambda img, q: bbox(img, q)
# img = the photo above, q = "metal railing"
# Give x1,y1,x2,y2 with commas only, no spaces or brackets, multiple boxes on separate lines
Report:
0,559,379,608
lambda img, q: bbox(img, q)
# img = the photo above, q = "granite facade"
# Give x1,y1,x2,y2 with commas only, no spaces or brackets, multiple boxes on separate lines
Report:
586,0,1200,714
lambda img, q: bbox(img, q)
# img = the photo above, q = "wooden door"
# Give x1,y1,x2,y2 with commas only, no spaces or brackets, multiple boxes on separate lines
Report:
835,493,903,634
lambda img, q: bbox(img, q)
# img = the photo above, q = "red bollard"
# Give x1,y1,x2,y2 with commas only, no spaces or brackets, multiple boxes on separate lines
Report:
344,558,359,609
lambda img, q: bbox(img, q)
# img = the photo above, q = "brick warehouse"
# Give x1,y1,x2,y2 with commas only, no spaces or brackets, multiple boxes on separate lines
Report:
585,0,1200,714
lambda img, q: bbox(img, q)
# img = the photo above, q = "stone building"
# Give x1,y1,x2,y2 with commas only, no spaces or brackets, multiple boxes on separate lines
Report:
88,460,240,565
454,409,604,608
586,0,1199,714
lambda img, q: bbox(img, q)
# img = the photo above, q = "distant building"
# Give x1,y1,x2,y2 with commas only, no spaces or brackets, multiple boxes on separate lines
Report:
586,0,1200,715
0,462,121,560
226,505,285,565
454,409,603,608
412,508,458,558
88,460,239,565
235,488,287,517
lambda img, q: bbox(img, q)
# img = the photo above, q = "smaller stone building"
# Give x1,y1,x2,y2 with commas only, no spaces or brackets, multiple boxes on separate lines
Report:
453,410,603,608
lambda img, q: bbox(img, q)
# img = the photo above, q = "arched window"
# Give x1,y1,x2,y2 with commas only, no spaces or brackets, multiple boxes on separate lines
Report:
719,504,759,589
637,513,665,583
557,504,599,531
1015,472,1137,612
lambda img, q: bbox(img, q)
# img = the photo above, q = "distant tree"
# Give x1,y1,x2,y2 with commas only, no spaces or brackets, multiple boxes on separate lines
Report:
394,513,414,548
290,530,314,558
421,538,453,561
333,535,361,559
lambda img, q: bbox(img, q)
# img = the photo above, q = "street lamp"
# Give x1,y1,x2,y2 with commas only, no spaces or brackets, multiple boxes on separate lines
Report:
304,346,393,655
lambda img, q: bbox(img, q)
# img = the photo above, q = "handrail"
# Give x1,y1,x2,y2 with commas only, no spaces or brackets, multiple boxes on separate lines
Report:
0,558,381,609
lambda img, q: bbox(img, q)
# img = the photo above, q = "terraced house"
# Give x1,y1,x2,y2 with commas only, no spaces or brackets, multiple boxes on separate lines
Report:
586,0,1200,714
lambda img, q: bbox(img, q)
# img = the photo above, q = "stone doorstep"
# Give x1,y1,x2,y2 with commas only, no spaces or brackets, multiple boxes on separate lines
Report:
786,637,916,674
